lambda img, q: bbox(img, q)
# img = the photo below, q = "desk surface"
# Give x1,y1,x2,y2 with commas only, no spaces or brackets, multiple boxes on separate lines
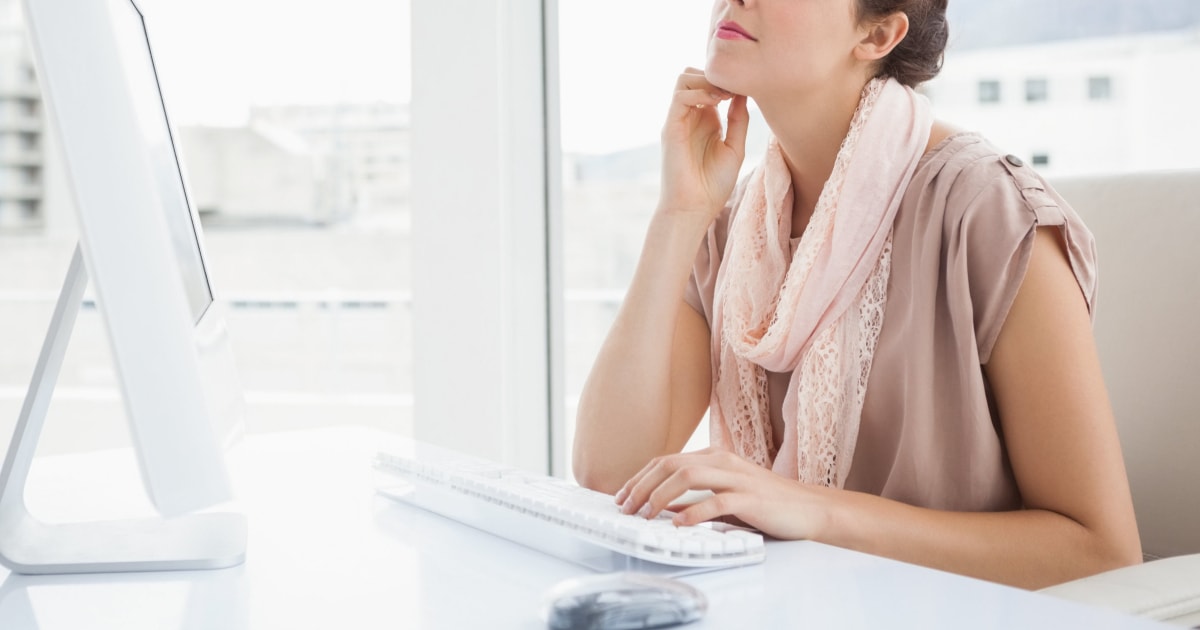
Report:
0,427,1170,629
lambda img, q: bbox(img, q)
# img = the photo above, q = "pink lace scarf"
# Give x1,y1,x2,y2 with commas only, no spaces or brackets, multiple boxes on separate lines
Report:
709,78,932,487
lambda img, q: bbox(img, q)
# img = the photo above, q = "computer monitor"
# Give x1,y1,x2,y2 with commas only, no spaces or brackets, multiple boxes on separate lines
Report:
0,0,247,574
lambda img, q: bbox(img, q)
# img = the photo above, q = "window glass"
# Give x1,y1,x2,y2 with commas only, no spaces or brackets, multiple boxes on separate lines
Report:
977,79,1002,104
1024,78,1049,103
558,2,718,477
1088,76,1113,101
557,0,1200,475
0,0,413,453
928,1,1200,176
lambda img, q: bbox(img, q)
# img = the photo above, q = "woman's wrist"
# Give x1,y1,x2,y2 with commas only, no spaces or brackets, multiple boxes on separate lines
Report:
654,199,722,223
646,203,717,250
802,484,853,545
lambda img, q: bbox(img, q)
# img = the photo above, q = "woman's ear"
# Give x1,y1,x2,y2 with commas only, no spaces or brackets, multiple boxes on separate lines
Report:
854,12,910,62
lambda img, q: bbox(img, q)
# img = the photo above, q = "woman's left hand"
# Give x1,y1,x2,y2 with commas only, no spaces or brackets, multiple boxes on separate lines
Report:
612,448,831,540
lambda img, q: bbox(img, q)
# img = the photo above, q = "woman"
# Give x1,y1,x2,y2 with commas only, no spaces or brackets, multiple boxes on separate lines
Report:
572,0,1142,589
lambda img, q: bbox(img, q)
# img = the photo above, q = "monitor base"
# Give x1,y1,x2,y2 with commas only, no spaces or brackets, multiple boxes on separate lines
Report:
0,509,247,575
0,245,248,575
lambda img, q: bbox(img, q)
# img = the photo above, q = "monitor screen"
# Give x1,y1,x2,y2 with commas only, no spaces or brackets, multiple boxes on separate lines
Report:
110,0,212,324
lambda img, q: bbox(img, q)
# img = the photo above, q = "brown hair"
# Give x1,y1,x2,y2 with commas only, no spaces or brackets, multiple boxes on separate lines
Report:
857,0,949,87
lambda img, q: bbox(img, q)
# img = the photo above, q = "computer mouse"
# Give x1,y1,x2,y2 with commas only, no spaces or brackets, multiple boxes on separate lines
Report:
542,571,707,630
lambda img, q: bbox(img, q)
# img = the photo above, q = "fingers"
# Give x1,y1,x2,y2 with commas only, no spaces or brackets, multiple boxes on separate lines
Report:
674,89,729,110
614,447,718,505
673,492,751,527
669,68,735,115
644,467,731,519
616,450,743,520
673,67,723,93
724,95,750,158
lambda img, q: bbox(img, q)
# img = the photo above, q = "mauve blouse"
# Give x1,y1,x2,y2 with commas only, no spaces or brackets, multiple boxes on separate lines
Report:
684,133,1098,512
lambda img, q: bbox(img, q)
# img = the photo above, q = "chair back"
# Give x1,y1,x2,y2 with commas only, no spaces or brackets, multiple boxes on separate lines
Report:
1053,170,1200,559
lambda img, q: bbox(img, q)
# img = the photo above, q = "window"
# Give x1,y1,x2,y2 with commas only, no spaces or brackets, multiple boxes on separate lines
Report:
1088,76,1113,101
1025,78,1049,103
0,0,414,452
978,79,1002,104
927,2,1200,177
558,1,716,478
553,1,1200,475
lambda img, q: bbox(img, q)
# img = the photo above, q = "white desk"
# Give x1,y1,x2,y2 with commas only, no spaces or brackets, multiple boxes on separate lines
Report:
0,427,1172,629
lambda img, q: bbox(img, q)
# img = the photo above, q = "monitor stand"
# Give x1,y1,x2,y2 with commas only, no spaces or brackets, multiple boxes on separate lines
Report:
0,245,246,575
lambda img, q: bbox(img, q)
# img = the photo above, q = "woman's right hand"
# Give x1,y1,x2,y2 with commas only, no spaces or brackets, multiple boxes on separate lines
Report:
659,68,749,222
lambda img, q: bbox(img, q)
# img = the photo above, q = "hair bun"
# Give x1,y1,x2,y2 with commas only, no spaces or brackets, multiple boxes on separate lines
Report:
860,0,949,87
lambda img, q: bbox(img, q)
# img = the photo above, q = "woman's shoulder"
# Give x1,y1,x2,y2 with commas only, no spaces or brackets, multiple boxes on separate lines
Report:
911,128,1070,228
918,128,1013,184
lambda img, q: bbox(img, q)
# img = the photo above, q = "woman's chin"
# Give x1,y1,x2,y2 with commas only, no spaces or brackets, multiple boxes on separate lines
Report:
703,60,750,96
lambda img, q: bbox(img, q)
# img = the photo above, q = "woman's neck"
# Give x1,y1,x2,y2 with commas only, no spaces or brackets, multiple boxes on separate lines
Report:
755,78,871,239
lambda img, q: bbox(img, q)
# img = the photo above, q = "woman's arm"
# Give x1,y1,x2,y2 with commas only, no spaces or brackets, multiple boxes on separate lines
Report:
572,219,714,493
615,228,1142,589
572,70,749,493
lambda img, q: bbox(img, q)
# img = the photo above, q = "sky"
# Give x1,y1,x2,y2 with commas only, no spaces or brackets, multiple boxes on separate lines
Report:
134,0,709,155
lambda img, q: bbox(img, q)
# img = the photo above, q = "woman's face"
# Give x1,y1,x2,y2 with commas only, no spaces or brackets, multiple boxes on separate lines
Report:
705,0,868,98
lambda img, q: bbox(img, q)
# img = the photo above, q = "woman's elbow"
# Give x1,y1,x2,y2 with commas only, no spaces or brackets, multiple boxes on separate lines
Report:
1071,526,1143,583
1098,532,1143,573
572,451,626,496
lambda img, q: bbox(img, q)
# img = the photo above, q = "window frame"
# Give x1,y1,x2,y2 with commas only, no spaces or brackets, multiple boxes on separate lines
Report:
410,0,564,475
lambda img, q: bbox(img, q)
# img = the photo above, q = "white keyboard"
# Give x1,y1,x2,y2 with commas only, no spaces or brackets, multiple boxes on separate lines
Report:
372,449,765,569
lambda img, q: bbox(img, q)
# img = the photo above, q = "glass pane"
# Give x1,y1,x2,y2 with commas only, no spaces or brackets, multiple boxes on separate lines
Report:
1023,78,1049,103
929,0,1200,176
0,0,413,453
558,2,718,479
1088,76,1113,101
558,0,1200,476
977,79,1002,104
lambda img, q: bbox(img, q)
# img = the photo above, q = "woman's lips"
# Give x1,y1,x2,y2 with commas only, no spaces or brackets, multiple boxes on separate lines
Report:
716,20,756,41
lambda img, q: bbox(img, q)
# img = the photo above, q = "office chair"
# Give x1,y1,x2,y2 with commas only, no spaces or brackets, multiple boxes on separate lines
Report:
1037,170,1200,627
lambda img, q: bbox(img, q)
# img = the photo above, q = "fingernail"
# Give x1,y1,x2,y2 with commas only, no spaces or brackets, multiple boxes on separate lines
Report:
614,487,627,504
637,503,653,519
709,92,723,100
621,497,634,513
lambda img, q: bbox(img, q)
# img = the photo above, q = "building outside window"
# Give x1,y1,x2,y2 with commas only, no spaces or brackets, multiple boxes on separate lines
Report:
555,0,1200,477
0,0,414,454
923,2,1200,178
4,0,1198,470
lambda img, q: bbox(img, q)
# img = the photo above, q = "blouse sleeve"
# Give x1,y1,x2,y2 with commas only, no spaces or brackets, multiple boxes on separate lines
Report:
954,155,1099,365
682,252,709,319
683,192,740,325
